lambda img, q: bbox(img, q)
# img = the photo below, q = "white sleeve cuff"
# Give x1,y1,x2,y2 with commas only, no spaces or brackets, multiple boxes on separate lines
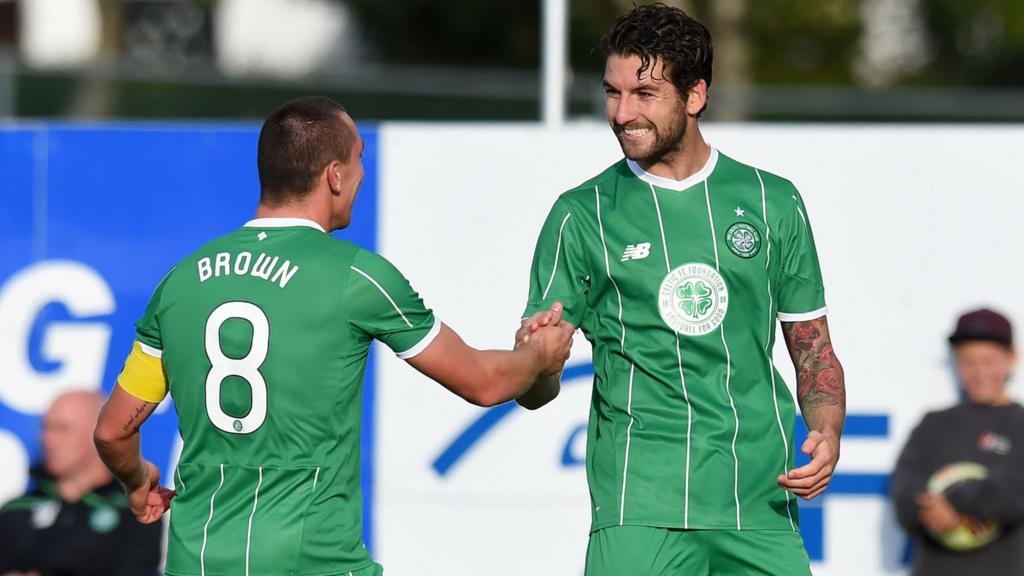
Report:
138,341,164,358
777,306,828,322
396,317,442,359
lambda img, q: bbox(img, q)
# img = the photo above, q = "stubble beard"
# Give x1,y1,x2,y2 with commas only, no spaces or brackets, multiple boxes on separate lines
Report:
614,101,688,166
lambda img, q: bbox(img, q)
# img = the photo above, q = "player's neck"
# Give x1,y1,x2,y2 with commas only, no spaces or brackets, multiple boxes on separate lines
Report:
253,200,331,232
636,128,711,183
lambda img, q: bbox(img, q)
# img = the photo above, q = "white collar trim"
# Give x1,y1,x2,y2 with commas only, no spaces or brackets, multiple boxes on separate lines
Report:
626,147,719,191
244,217,326,233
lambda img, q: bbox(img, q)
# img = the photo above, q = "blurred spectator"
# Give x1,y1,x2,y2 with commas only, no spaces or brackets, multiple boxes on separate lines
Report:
892,308,1024,575
0,390,162,576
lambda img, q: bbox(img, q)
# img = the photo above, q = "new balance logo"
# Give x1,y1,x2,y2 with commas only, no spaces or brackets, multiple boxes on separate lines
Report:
621,242,651,262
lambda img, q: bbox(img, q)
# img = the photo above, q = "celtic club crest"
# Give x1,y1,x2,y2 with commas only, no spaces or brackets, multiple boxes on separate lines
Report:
658,263,729,336
725,222,761,259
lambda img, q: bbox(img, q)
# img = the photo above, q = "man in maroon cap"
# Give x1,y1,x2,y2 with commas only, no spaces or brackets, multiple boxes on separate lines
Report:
892,308,1024,575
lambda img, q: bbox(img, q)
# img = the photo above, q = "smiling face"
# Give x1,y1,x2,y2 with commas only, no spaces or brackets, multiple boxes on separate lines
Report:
603,53,697,166
954,341,1016,405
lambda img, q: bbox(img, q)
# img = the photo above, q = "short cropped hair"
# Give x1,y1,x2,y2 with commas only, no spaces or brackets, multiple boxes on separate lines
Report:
257,96,354,204
600,3,713,114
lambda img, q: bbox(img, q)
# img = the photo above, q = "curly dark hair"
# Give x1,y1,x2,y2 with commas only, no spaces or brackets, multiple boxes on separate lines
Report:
600,3,713,113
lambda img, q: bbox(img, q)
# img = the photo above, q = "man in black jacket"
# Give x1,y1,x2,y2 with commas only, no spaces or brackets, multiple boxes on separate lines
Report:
0,391,162,576
892,308,1024,575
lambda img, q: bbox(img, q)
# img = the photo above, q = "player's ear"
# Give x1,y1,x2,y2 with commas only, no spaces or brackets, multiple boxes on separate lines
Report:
685,80,708,117
326,159,344,196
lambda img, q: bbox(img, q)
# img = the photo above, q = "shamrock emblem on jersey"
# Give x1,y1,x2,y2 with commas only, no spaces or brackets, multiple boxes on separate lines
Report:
658,263,729,336
677,280,713,319
725,222,761,259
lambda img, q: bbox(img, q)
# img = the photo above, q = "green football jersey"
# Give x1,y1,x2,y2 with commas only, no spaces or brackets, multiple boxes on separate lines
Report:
135,218,438,576
524,149,826,533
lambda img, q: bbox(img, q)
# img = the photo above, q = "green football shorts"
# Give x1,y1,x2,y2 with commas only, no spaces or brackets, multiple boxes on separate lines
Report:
585,525,812,576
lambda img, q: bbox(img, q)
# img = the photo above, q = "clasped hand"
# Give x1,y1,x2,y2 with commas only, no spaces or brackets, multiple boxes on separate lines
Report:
516,302,575,375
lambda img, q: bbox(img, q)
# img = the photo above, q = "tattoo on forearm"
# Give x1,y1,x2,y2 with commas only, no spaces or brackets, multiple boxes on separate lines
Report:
783,317,846,411
121,401,155,434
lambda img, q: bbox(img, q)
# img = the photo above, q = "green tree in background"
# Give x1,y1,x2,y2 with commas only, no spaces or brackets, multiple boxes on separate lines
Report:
344,0,540,68
746,0,861,84
917,0,1024,86
14,0,1024,119
344,0,1024,88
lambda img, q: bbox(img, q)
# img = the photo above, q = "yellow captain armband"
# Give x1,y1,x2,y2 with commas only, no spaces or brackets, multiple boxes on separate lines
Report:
117,341,168,403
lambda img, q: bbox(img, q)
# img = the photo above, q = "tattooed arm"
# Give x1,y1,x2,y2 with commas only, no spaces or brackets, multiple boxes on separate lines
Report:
94,385,174,523
785,316,846,433
778,316,846,500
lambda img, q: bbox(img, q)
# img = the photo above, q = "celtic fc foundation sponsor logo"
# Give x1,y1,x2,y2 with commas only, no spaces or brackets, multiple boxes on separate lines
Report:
658,263,729,336
725,222,761,259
